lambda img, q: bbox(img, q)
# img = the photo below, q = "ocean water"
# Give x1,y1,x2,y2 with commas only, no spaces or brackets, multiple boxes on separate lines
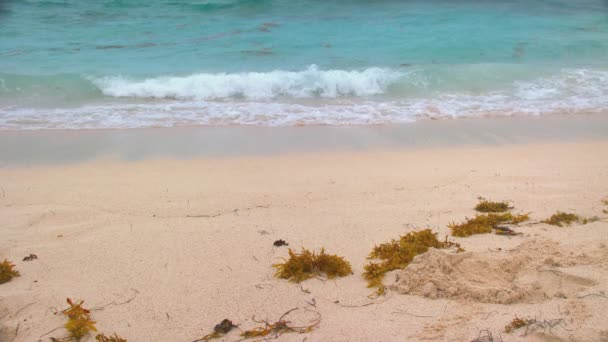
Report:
1,0,608,129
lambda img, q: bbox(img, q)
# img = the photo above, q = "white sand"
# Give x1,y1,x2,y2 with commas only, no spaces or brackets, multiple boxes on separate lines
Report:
1,141,607,341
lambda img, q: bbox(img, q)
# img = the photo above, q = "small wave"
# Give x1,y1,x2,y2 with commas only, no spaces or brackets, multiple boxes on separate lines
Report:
91,65,404,100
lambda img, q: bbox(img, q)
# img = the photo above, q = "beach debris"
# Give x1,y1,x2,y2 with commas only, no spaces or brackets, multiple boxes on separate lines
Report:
581,216,601,224
195,319,238,341
90,288,139,311
0,259,20,284
541,212,580,227
95,333,127,342
273,239,288,247
494,226,522,236
449,212,529,237
470,329,503,342
50,298,130,341
474,200,512,213
363,229,455,296
58,298,98,341
273,248,352,283
603,199,608,214
504,316,533,333
23,253,38,261
504,316,565,335
240,307,320,339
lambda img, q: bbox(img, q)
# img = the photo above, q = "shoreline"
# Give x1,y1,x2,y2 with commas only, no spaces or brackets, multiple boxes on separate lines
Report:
1,113,608,165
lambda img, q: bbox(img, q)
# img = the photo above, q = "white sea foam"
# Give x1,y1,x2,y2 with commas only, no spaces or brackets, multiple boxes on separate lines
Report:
92,65,404,100
2,68,608,129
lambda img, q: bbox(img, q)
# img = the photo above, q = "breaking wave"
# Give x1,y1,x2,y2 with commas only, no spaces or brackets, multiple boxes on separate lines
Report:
91,65,404,100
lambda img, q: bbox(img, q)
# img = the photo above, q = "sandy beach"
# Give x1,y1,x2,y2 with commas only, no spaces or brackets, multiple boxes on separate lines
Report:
3,0,608,340
1,121,607,341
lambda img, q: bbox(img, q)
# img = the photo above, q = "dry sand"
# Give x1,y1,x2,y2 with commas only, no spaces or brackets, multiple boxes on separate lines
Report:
1,140,607,341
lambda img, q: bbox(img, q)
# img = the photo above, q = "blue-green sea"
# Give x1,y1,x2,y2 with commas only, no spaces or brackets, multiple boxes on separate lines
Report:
1,0,608,129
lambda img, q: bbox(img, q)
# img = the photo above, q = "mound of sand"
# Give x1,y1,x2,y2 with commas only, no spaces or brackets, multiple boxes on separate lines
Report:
390,239,597,304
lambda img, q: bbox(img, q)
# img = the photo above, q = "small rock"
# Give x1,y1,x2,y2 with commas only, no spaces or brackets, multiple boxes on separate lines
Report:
214,319,237,333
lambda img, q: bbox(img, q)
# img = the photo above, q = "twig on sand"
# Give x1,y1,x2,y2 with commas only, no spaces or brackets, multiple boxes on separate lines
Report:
481,311,498,320
185,204,270,219
186,213,221,218
9,322,20,342
236,306,321,341
523,318,568,336
0,302,37,322
335,292,391,308
338,302,376,308
14,302,37,317
299,284,311,294
391,309,435,318
39,326,63,339
471,329,503,342
90,288,139,311
577,291,607,299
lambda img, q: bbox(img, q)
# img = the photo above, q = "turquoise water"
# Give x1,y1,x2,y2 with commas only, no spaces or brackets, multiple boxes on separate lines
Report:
1,0,608,128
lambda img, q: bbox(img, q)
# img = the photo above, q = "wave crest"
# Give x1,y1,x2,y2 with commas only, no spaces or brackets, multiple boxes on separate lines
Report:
92,65,403,100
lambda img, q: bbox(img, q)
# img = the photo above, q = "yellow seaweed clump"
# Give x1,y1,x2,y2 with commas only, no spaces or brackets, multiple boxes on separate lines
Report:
474,200,511,213
61,298,98,341
363,229,449,296
273,248,352,283
541,212,580,227
0,259,20,284
449,212,529,237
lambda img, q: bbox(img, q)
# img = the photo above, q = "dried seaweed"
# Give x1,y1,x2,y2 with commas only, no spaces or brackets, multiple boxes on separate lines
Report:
541,212,580,227
475,200,512,213
363,229,453,296
0,259,20,284
95,333,127,342
494,226,522,236
449,213,529,237
504,316,565,336
240,320,295,338
504,316,532,333
273,248,352,283
240,308,320,339
54,298,97,341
